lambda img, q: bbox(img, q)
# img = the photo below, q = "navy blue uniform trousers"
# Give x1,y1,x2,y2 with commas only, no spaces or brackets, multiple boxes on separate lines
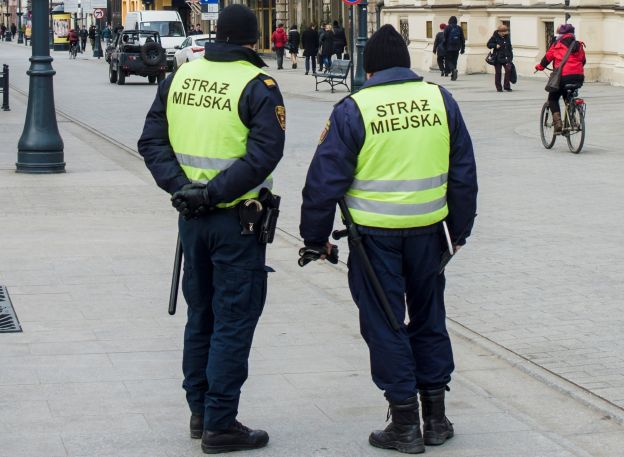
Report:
347,232,454,402
179,209,267,431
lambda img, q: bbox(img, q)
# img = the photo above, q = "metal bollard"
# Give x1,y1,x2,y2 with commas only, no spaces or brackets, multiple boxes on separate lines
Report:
1,64,9,111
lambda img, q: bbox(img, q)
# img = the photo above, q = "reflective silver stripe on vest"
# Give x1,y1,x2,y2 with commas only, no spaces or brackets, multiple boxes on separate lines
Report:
345,195,447,216
175,152,238,170
350,173,448,193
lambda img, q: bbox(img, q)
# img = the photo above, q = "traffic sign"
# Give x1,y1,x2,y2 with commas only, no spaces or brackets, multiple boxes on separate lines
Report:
342,0,362,5
93,9,104,19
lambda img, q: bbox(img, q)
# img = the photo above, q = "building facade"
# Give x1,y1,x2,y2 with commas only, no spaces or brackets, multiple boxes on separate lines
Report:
379,0,624,85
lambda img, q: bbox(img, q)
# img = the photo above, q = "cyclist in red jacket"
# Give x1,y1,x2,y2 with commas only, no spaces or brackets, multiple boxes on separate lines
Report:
68,29,80,55
271,23,287,70
535,24,586,133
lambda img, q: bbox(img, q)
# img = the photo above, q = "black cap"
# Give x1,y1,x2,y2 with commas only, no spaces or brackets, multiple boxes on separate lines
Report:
364,25,410,74
216,4,259,45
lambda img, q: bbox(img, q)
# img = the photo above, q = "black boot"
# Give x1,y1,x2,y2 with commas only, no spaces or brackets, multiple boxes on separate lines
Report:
190,413,204,439
369,396,425,454
420,387,454,446
201,421,269,454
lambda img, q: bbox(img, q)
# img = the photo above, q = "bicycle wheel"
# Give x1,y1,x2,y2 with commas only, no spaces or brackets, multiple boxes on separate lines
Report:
566,104,585,154
540,103,556,149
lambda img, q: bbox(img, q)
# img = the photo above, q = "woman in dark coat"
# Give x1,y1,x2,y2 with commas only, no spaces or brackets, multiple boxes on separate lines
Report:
332,20,347,59
433,23,447,76
320,24,335,71
301,23,319,75
288,25,301,69
487,24,514,92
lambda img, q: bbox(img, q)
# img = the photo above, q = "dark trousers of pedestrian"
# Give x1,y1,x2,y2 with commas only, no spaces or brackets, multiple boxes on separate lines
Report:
494,63,512,91
436,55,446,75
276,47,285,69
445,51,459,74
322,55,332,71
305,54,316,74
347,231,454,402
179,209,267,431
80,38,86,52
548,74,584,114
335,51,342,60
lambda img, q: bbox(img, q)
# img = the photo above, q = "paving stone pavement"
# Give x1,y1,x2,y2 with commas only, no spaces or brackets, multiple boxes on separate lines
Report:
1,40,624,456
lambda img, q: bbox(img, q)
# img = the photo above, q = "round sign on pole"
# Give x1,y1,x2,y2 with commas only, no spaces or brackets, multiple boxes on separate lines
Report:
342,0,362,5
94,9,104,19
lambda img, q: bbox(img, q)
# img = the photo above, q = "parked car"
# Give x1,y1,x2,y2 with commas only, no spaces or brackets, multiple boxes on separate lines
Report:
173,34,215,70
108,30,167,85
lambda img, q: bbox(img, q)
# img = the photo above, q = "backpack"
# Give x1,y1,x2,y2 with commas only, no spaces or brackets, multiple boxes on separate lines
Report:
446,25,461,51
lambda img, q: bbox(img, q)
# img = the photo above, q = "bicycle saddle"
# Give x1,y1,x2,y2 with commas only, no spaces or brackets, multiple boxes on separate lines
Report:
564,83,582,90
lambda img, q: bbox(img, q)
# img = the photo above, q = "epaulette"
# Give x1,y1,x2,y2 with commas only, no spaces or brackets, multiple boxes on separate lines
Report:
258,74,278,89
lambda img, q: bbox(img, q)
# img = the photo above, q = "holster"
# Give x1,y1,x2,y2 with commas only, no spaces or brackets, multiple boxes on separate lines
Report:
257,188,281,244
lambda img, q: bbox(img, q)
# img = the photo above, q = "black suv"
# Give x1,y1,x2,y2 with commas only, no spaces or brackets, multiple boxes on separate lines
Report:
108,30,167,85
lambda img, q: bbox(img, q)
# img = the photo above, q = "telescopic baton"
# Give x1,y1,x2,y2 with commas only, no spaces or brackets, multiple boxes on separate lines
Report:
332,199,401,332
168,233,183,316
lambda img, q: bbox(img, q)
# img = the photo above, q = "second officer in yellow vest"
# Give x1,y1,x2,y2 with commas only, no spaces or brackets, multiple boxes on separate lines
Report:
138,5,285,454
300,25,477,454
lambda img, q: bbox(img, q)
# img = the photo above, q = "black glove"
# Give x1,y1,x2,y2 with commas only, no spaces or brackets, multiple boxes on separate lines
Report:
298,243,339,267
171,183,211,220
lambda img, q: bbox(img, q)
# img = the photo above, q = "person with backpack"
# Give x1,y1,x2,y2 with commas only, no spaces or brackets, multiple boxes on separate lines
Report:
487,24,514,92
271,23,287,70
535,23,586,134
433,23,447,77
443,16,465,81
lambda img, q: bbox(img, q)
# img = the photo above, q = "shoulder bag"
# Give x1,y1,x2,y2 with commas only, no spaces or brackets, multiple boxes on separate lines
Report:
545,41,576,93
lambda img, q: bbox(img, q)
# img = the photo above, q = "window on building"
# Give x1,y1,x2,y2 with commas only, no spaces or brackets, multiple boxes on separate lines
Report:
544,21,555,49
461,21,468,41
400,18,410,45
426,21,432,39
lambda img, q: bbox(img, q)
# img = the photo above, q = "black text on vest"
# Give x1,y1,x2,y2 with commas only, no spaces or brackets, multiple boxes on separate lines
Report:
371,99,442,135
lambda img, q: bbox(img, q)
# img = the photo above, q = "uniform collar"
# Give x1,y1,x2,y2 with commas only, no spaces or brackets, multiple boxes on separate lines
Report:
204,42,267,68
361,67,423,90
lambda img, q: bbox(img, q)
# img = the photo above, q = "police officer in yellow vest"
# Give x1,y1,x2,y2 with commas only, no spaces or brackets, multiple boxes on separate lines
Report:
300,25,477,454
138,5,285,454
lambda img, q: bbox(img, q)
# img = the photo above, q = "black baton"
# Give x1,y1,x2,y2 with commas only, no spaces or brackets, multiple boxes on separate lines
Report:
333,199,401,332
168,233,183,316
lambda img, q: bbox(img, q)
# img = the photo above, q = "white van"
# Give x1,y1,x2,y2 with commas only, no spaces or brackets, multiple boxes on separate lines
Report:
125,10,186,71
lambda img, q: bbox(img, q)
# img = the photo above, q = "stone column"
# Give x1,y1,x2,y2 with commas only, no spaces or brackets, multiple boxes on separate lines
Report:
276,0,288,26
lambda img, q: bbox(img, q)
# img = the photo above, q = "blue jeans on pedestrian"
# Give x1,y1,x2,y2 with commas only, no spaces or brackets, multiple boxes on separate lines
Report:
322,55,332,71
347,231,454,402
179,209,267,431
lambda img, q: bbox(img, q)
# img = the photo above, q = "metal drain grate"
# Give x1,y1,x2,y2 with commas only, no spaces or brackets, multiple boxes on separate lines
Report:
0,286,22,333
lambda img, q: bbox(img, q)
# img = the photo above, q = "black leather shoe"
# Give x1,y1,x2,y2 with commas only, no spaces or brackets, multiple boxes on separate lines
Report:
420,387,454,445
201,421,269,454
369,396,425,454
190,413,203,439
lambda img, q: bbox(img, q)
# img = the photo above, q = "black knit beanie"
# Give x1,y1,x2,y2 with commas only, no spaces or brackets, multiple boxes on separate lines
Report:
364,25,410,73
216,4,259,45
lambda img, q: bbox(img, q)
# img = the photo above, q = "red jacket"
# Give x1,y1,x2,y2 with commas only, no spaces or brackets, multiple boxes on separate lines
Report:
541,34,585,77
68,30,79,43
271,27,287,48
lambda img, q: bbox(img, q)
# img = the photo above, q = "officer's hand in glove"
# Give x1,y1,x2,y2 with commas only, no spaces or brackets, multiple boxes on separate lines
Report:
171,183,211,220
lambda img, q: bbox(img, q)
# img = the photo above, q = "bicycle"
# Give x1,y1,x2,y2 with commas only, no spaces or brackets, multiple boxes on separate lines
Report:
539,69,587,154
69,41,79,59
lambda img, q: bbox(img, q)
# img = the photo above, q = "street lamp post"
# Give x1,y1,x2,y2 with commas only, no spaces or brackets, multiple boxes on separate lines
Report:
352,0,368,93
16,0,65,173
16,0,24,44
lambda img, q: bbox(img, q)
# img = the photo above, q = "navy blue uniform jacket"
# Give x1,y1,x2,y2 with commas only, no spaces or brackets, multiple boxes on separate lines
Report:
137,43,285,205
300,67,477,246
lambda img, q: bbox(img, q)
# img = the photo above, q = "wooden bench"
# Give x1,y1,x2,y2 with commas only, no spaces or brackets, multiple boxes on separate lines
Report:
314,59,351,93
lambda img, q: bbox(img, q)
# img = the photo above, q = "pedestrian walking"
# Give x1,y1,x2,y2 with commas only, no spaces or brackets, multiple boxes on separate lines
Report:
88,24,96,49
443,16,465,81
0,24,6,41
433,23,447,76
101,23,112,47
332,20,347,59
300,24,477,455
10,23,17,39
138,4,285,454
487,24,514,92
271,23,287,70
535,23,586,134
287,25,300,69
79,26,88,52
320,23,334,71
301,23,319,75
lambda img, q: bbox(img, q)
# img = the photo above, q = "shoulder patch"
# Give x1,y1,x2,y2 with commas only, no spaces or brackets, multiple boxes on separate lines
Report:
275,105,286,130
319,119,331,145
